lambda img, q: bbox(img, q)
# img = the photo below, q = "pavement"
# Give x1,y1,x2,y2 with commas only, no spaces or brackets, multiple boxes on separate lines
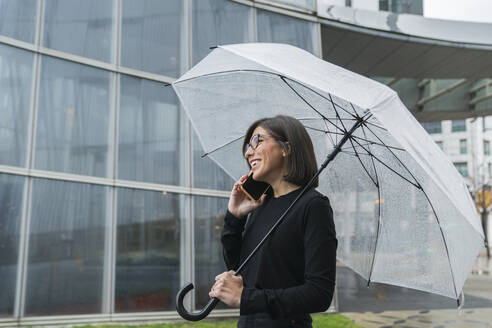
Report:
337,252,492,328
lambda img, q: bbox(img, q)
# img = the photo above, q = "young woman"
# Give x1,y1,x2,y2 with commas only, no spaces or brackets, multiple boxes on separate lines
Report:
209,115,337,328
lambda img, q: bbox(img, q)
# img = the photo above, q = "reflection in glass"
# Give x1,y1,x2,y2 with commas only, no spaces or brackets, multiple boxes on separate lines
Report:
34,56,113,177
118,75,183,185
193,132,234,191
115,188,181,312
192,0,252,65
0,44,34,168
25,179,108,315
194,196,228,309
42,0,115,63
121,0,184,77
0,174,24,316
257,9,318,55
0,0,37,43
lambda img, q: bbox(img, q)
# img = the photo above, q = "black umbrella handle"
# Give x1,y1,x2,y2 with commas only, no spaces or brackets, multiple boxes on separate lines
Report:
176,282,220,321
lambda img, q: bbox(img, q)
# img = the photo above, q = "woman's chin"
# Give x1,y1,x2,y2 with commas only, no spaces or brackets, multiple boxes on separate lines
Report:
252,171,264,182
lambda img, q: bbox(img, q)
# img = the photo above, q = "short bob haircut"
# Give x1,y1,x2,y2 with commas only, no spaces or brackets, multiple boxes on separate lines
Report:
242,115,319,188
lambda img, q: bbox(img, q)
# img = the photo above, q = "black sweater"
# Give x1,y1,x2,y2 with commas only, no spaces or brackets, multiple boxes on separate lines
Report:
221,187,337,320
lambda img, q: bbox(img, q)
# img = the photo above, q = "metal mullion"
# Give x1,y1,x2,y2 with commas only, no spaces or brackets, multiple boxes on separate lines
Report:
15,0,44,317
15,178,33,319
5,308,240,326
108,0,122,315
36,0,44,47
0,38,176,85
12,176,27,319
181,0,194,312
101,187,113,315
0,166,231,198
251,2,257,42
109,187,118,316
114,0,121,67
26,2,43,173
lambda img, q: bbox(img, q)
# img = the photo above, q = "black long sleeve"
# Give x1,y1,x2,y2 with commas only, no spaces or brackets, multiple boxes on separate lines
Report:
220,187,337,319
221,210,247,270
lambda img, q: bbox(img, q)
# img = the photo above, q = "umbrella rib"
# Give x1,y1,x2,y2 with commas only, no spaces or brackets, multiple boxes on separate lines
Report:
280,76,360,120
347,136,379,188
414,179,460,300
305,126,405,151
175,69,359,122
200,134,245,158
334,103,379,188
359,122,460,299
359,122,383,285
364,120,388,131
350,137,422,189
339,150,376,156
328,94,349,146
279,77,348,137
321,118,337,148
361,121,421,187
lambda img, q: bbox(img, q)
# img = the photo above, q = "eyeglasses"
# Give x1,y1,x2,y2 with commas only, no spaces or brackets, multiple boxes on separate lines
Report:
243,133,285,154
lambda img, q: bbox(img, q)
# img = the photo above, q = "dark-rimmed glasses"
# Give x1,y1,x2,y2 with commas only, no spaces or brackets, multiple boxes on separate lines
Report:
243,133,285,154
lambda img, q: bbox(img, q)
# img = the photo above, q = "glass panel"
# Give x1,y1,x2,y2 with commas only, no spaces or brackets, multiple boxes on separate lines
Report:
454,162,468,177
25,178,108,315
118,75,184,185
460,139,467,154
192,0,252,65
257,9,318,55
0,174,25,317
42,0,115,63
0,44,34,168
194,195,228,309
484,115,492,132
421,121,441,134
484,140,490,156
121,0,185,77
451,119,466,132
115,188,181,312
193,132,234,191
34,56,113,177
0,0,37,43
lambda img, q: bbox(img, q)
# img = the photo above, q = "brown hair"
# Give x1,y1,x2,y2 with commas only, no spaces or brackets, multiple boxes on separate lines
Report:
242,115,319,188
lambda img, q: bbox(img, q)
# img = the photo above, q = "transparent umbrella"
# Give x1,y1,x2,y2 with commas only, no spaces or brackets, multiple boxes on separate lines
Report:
171,43,485,321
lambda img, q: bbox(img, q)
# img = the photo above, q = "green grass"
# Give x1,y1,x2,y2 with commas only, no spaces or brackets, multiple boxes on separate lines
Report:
76,313,359,328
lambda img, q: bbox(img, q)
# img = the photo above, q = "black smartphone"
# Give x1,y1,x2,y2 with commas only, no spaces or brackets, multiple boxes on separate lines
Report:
240,172,271,201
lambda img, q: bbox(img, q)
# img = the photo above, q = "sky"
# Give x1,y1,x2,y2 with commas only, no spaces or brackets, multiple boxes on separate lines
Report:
424,0,492,23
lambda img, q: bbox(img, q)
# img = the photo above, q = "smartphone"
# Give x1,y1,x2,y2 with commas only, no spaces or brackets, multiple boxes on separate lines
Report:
240,172,271,201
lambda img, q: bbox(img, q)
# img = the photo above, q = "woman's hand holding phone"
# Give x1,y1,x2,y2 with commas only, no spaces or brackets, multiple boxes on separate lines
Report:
228,174,266,219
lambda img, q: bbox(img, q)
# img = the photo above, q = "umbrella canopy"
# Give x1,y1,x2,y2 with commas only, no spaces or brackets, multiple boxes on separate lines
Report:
172,43,485,302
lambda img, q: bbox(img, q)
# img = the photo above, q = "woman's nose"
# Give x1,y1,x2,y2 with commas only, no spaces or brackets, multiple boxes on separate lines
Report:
244,145,254,158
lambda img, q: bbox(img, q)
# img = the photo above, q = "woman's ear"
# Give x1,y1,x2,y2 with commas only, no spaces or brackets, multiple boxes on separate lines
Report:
283,142,291,156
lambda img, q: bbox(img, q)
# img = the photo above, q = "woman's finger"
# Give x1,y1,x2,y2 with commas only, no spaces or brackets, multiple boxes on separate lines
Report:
215,271,228,281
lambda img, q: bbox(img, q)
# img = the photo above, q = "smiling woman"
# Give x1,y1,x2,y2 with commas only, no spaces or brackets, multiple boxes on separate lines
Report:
212,115,337,328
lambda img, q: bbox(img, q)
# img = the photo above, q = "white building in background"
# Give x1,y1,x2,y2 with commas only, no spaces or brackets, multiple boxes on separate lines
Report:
421,117,492,248
421,117,492,189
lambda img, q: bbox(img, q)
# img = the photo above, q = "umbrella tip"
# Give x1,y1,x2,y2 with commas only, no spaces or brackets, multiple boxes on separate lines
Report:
201,152,209,158
209,45,218,50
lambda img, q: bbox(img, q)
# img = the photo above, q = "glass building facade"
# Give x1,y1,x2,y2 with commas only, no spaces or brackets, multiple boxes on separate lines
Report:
0,0,319,324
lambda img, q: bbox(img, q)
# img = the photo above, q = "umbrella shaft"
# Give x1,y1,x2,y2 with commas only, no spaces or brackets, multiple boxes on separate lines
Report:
234,116,365,276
